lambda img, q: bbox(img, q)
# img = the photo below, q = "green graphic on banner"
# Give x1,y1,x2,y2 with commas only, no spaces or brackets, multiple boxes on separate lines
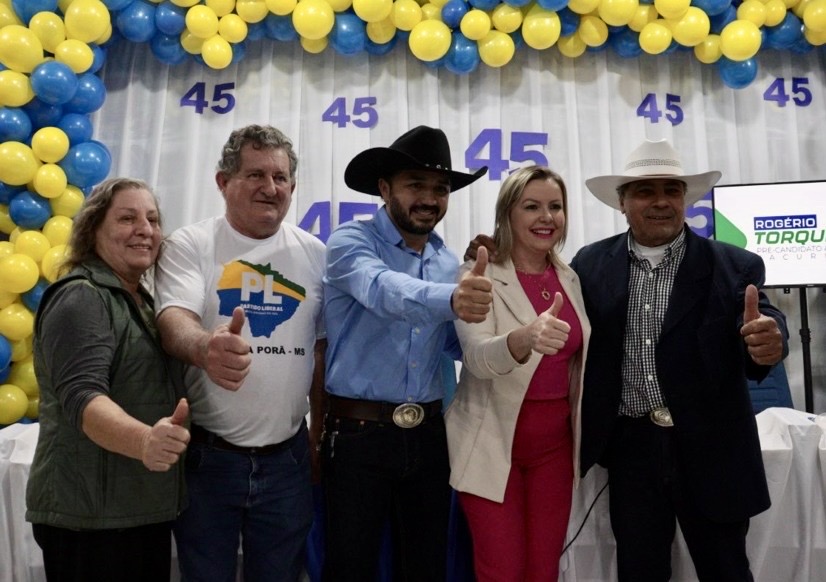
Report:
714,210,748,248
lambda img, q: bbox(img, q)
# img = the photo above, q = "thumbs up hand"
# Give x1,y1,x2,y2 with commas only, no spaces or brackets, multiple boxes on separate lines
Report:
740,284,784,366
206,306,252,391
453,247,493,323
141,398,191,472
528,292,571,355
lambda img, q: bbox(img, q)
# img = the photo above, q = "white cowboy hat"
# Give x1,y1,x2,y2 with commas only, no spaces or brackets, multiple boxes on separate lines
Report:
585,139,722,210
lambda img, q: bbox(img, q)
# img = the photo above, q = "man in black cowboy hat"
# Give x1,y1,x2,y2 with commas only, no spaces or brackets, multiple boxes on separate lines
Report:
570,139,788,580
321,126,492,581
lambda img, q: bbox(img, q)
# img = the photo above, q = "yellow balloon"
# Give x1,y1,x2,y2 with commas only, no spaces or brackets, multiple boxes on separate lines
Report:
10,335,33,363
409,20,451,60
568,0,600,14
0,205,14,235
34,164,69,199
293,0,335,40
171,0,201,6
599,0,640,26
29,11,67,54
430,0,449,7
793,0,812,18
26,395,39,420
491,4,523,32
206,0,237,17
0,303,34,341
804,22,826,42
300,35,329,52
31,127,71,164
737,0,767,25
0,384,28,425
327,0,352,12
763,0,788,26
187,5,220,38
219,14,249,42
49,186,85,218
557,31,588,56
0,25,44,74
629,4,658,31
392,0,422,30
54,39,95,74
201,35,233,69
0,142,39,186
353,0,393,22
0,4,23,29
522,8,561,49
40,244,68,282
0,254,39,294
719,19,761,60
0,240,13,259
654,0,690,19
236,0,270,21
694,33,722,62
267,0,298,15
366,16,397,43
804,0,826,30
64,0,112,43
671,6,710,46
181,29,205,54
0,290,17,310
478,30,515,67
639,20,673,53
421,3,441,20
8,358,37,397
0,70,35,107
579,14,609,46
41,215,73,247
13,231,51,264
460,9,491,40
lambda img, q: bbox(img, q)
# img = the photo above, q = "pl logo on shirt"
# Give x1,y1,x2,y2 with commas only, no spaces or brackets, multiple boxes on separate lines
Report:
216,260,305,338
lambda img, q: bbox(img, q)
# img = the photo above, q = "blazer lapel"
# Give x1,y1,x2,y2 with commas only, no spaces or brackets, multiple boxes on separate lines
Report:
661,229,713,337
491,260,536,327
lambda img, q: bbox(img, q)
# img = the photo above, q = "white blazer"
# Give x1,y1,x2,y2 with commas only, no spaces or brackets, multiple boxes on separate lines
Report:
445,258,590,502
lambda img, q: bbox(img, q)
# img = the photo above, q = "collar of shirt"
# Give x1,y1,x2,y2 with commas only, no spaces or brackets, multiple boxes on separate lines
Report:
627,227,686,269
375,206,446,260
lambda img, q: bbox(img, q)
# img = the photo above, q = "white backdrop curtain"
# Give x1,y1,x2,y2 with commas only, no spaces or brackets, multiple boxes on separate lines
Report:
93,41,826,410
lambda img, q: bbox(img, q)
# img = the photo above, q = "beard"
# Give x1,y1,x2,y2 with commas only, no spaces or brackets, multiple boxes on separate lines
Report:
385,192,445,236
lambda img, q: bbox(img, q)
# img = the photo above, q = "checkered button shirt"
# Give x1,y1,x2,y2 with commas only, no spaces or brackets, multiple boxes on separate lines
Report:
619,229,687,417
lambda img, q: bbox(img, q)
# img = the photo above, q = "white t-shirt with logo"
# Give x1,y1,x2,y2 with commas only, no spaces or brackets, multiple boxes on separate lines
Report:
155,216,325,446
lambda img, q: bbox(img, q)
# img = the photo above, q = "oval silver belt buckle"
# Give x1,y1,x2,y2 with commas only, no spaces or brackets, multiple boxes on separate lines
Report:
393,403,425,428
649,407,674,427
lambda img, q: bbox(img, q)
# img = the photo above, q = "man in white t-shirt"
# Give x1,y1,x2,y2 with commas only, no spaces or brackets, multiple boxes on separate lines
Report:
155,125,325,582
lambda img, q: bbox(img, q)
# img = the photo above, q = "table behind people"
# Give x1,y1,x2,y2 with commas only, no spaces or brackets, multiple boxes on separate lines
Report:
4,407,824,581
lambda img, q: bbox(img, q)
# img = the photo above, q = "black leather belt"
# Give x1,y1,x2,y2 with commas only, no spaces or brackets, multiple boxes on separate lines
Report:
327,395,442,428
190,422,302,455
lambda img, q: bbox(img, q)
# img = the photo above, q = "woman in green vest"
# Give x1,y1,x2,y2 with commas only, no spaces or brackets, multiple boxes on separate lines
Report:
26,177,189,582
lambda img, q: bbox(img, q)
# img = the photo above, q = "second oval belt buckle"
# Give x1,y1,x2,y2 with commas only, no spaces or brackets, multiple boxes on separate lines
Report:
649,407,674,427
393,403,425,428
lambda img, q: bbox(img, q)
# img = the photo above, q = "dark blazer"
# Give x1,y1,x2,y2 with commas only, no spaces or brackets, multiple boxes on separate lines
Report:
570,227,788,523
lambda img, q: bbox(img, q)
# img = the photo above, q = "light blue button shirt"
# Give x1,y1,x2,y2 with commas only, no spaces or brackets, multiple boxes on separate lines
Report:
324,206,461,403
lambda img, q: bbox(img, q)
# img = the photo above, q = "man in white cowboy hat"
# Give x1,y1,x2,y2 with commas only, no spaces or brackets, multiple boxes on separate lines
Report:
321,125,493,581
571,138,788,580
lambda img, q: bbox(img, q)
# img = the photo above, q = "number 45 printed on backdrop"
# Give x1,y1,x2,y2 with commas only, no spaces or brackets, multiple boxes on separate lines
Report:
465,129,549,181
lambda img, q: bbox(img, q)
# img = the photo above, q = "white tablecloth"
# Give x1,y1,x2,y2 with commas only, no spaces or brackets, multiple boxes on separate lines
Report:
3,408,826,581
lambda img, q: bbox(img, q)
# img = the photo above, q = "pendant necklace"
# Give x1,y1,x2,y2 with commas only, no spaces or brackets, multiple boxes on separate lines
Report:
515,265,552,301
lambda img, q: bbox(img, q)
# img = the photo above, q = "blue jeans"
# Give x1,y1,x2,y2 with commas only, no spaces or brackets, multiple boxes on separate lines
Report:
174,422,313,582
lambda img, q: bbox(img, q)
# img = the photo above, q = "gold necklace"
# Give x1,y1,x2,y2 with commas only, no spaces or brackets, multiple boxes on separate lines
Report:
515,265,552,301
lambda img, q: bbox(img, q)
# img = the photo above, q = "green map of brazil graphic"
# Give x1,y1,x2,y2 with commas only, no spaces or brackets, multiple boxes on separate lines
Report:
217,261,305,338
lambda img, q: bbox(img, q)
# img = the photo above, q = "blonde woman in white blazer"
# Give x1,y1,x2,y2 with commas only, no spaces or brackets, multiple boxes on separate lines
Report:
446,166,590,582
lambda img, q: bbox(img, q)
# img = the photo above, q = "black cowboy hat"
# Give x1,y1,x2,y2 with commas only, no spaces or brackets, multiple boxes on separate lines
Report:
344,126,488,196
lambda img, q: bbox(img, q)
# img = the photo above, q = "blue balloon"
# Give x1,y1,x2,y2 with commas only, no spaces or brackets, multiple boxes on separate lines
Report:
693,0,731,17
396,29,410,42
445,32,479,74
150,32,189,65
247,22,267,41
0,108,33,142
101,26,123,49
116,0,157,43
155,1,186,35
30,61,79,106
11,0,58,25
441,0,469,29
558,8,579,37
87,44,107,74
0,183,24,205
21,279,49,312
231,40,247,63
57,113,94,145
59,141,112,188
423,56,446,69
0,364,9,384
0,336,10,372
537,0,568,10
717,56,758,89
365,35,398,56
63,73,107,114
709,5,736,33
789,36,814,54
265,14,298,42
764,12,803,49
503,0,531,6
103,0,136,10
329,12,366,56
22,99,63,131
9,191,52,229
610,28,642,58
469,0,499,10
